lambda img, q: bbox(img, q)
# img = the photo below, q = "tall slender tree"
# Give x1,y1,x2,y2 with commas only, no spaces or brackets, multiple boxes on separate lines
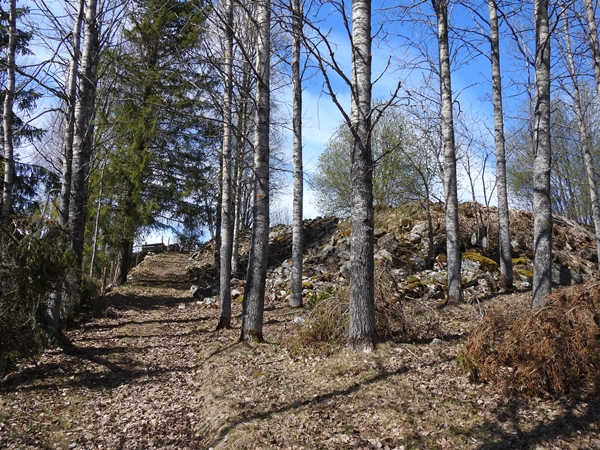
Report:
217,0,235,329
1,0,17,224
240,0,271,342
69,0,99,268
579,0,600,269
58,0,85,227
559,8,600,270
348,0,375,351
433,0,462,304
488,0,513,290
531,0,552,308
289,0,304,308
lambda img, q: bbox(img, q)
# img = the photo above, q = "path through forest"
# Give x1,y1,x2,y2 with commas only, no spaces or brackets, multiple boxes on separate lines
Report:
1,252,600,449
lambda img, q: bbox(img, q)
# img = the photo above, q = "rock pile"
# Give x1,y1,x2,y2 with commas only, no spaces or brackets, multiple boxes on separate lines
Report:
185,203,597,304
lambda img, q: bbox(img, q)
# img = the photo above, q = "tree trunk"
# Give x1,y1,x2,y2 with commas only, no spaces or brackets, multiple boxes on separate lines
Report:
488,0,513,290
231,64,251,275
114,238,132,286
89,164,105,278
531,0,552,308
1,0,17,224
289,0,304,308
69,0,99,268
240,0,271,342
348,0,375,352
217,0,235,330
563,12,600,269
58,0,85,227
434,0,462,304
581,0,600,269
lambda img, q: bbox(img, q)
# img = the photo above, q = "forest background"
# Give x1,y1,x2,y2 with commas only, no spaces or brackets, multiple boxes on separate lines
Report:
1,0,600,362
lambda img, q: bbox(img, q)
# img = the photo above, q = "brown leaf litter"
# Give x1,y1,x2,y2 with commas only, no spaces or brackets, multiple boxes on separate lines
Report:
1,252,600,449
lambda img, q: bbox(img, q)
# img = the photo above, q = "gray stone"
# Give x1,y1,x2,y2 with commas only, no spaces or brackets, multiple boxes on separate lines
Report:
340,261,351,278
411,223,428,237
377,233,398,253
337,250,351,261
552,264,583,286
406,232,421,244
190,285,203,300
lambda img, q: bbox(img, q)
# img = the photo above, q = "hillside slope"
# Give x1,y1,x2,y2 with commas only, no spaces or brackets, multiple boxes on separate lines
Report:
1,205,599,449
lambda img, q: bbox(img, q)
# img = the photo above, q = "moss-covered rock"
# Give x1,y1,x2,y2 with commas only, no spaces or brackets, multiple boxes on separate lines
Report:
462,251,499,272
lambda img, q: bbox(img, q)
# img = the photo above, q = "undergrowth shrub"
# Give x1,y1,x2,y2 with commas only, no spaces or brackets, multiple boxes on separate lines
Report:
290,268,441,355
460,283,600,397
0,217,78,372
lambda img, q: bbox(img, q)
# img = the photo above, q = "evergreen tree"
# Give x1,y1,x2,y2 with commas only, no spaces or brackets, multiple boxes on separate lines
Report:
97,0,218,282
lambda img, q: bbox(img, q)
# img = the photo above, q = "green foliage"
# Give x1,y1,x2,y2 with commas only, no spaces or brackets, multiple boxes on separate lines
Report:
92,0,219,256
0,217,77,372
310,105,440,216
507,96,600,225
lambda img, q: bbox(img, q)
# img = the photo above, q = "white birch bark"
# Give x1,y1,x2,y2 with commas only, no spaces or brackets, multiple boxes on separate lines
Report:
580,0,600,269
434,0,462,304
241,0,271,342
488,0,513,289
531,0,552,308
562,12,600,271
58,0,85,227
348,0,376,351
1,0,17,223
69,0,99,268
289,0,304,308
217,0,235,329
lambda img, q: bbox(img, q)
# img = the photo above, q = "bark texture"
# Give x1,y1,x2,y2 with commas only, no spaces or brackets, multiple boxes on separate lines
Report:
217,0,235,330
289,0,304,308
1,0,17,223
581,0,600,269
241,0,271,342
348,0,375,351
488,0,513,289
58,0,85,227
69,0,99,268
434,0,462,304
531,0,552,308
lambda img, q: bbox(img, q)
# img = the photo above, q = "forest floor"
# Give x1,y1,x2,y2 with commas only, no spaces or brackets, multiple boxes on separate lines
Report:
1,252,600,449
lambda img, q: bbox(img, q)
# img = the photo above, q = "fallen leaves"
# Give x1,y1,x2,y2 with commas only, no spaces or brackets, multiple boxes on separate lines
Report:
1,253,599,449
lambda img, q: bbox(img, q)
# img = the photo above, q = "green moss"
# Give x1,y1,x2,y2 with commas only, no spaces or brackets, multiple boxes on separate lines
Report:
515,268,533,279
302,281,314,290
407,281,426,292
406,276,420,284
512,257,528,266
462,251,499,272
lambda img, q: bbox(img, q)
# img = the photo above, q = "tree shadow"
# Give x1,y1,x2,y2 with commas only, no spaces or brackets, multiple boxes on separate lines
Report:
469,394,600,449
205,364,409,449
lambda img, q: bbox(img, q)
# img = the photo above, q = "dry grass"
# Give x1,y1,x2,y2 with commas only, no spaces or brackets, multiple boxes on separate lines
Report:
2,253,600,449
461,283,600,397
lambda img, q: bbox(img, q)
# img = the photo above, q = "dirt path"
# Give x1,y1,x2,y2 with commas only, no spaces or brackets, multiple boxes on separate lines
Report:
1,253,600,449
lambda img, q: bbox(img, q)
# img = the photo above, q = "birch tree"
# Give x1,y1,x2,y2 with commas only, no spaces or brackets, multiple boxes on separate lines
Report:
240,0,271,342
1,0,17,224
289,0,304,308
488,0,513,289
347,0,376,351
531,0,552,308
58,0,85,227
217,0,235,329
433,0,462,304
579,0,600,268
69,0,99,268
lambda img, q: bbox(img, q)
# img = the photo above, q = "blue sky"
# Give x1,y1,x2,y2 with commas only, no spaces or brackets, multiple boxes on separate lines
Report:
274,0,523,220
